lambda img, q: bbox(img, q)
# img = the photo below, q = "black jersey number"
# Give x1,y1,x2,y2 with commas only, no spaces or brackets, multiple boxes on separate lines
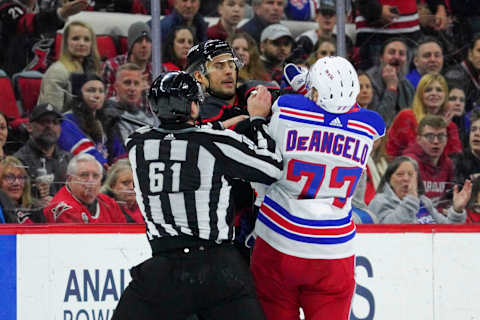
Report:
149,162,181,192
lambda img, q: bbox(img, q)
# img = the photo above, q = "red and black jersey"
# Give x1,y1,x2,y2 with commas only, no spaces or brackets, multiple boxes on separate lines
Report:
199,95,246,128
43,186,127,223
0,0,64,74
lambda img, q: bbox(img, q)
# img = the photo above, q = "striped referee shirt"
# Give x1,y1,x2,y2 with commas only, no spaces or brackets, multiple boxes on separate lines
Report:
126,120,283,243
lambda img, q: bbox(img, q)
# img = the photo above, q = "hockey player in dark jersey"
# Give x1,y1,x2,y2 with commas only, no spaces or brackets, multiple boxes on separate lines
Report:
112,71,282,320
0,0,88,74
186,39,279,129
186,39,281,261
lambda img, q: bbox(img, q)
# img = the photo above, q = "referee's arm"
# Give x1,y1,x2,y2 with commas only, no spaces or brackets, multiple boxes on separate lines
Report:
207,126,283,185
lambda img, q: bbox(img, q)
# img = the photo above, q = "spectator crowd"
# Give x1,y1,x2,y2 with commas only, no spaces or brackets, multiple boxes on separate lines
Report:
0,0,480,226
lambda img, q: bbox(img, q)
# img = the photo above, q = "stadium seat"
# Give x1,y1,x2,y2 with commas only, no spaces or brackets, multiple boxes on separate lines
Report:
12,70,44,117
119,36,128,55
96,35,118,60
0,69,21,120
54,33,62,61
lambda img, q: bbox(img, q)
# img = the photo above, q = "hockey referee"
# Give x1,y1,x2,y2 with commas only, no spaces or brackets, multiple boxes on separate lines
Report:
112,71,282,320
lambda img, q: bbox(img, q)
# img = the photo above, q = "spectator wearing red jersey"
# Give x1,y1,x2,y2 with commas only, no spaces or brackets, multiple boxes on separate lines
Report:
43,153,126,223
101,159,144,224
403,115,455,208
0,0,88,75
387,73,462,158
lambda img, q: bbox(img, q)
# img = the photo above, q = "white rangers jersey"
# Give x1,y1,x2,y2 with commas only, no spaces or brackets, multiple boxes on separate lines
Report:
255,94,386,259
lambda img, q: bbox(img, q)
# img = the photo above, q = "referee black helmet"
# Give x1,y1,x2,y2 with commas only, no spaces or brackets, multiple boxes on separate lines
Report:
148,71,204,124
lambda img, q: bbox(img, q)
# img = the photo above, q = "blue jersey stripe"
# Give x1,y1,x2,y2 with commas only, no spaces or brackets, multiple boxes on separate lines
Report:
0,235,16,320
264,197,352,227
258,213,356,244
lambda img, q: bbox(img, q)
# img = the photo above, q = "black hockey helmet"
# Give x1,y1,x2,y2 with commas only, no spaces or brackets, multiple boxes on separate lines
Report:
148,71,204,124
186,39,243,74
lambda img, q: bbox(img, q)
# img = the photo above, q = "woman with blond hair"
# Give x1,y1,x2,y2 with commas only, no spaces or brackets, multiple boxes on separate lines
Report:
38,20,101,112
100,159,143,223
386,73,462,158
0,156,45,223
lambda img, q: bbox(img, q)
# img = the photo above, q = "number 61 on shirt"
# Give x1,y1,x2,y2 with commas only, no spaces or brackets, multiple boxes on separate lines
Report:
286,159,363,208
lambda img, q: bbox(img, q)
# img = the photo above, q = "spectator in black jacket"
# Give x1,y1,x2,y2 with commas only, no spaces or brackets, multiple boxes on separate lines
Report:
0,0,88,75
454,109,480,185
150,0,208,44
445,33,480,114
14,103,71,202
239,0,285,44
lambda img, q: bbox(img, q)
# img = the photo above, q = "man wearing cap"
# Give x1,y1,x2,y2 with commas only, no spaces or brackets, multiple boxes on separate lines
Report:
260,24,294,84
14,103,72,204
239,0,286,44
101,21,152,100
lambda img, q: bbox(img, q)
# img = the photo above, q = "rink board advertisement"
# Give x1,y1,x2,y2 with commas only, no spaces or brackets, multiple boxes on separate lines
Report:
1,224,480,320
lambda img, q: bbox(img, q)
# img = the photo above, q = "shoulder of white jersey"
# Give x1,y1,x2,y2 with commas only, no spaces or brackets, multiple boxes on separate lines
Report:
273,94,323,115
273,94,337,127
343,105,386,140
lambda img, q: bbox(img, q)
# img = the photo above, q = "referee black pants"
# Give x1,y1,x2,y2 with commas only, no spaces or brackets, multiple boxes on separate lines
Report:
112,236,266,320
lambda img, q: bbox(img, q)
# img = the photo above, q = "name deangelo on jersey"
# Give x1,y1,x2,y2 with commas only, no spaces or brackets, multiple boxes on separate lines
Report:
284,127,370,166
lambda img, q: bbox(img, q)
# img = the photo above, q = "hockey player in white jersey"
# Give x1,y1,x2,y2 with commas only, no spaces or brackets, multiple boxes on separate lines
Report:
250,56,386,320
